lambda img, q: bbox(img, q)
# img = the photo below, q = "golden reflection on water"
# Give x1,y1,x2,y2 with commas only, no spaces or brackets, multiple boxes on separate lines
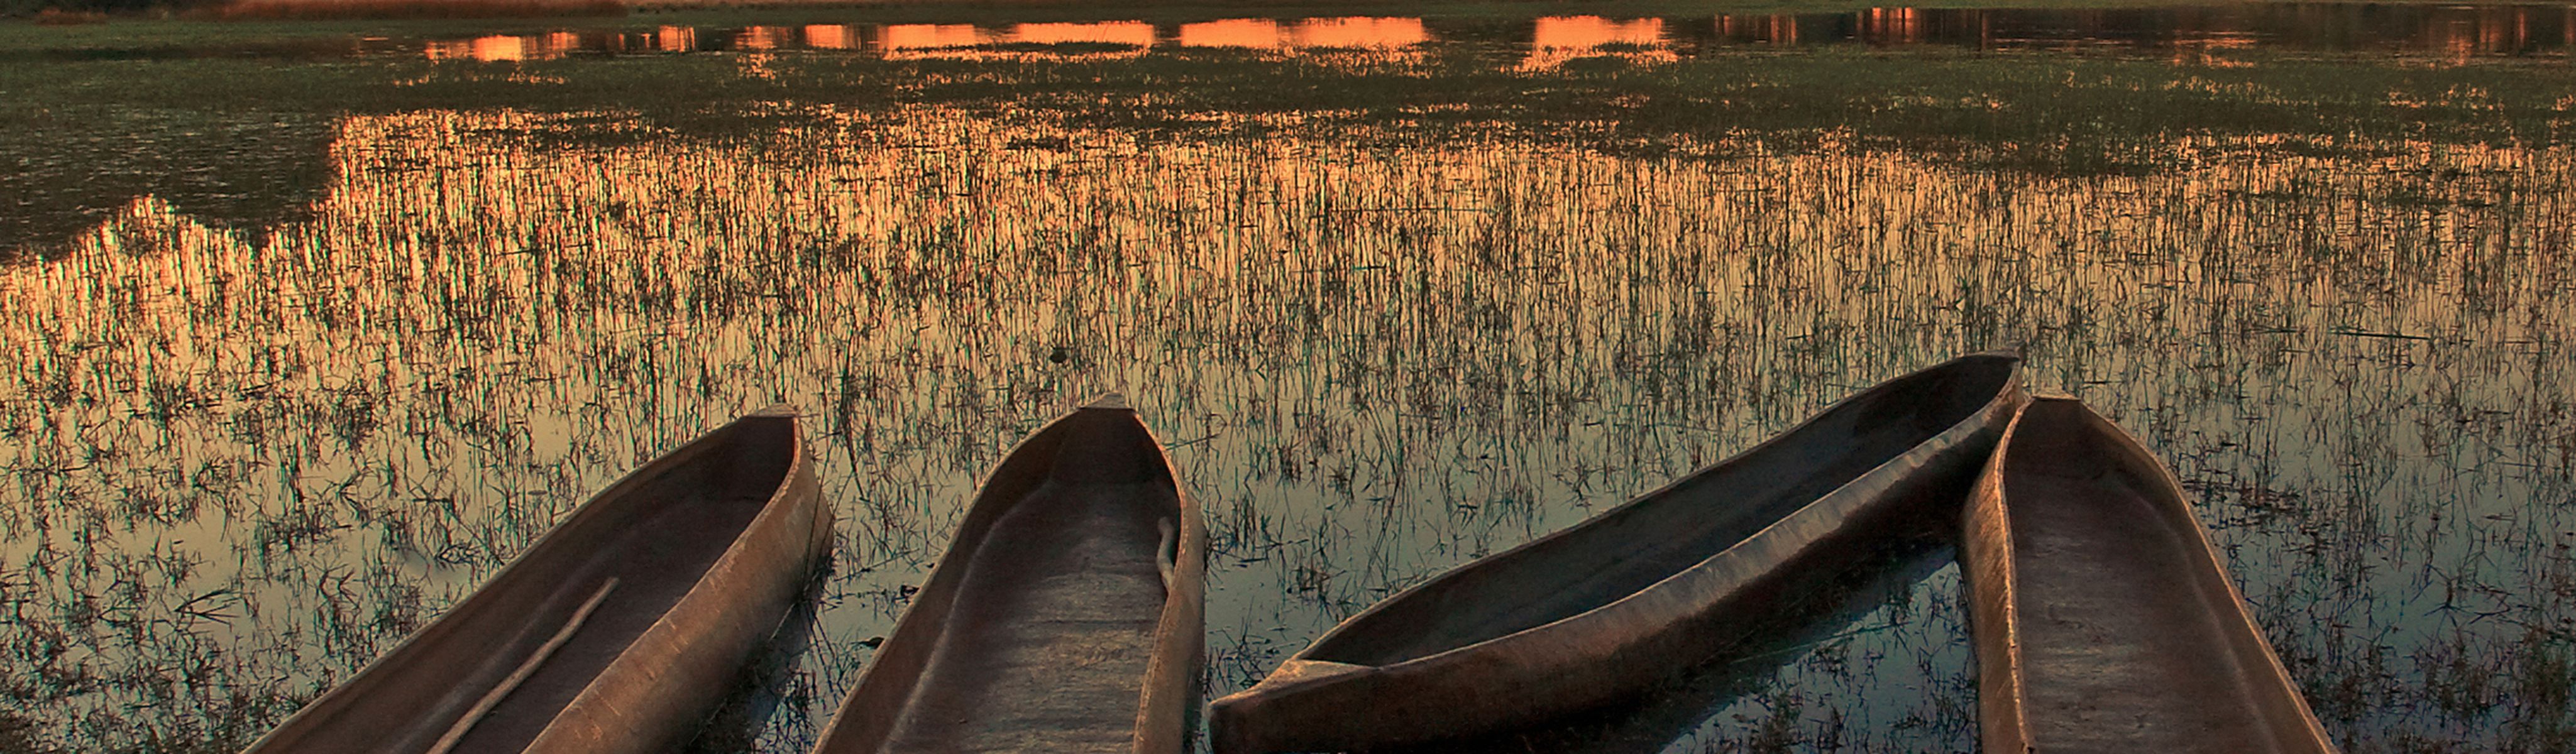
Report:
1175,18,1282,49
735,25,794,52
1174,16,1431,50
1285,16,1431,50
3,107,2572,751
879,23,984,53
876,21,1156,59
1713,14,1803,45
1012,21,1156,47
657,24,695,55
804,24,857,51
1522,16,1673,70
1858,7,1929,45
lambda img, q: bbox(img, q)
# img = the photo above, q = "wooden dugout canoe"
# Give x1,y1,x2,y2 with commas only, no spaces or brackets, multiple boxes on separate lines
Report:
243,408,834,754
1962,397,2337,753
813,395,1205,754
1389,538,1958,754
1210,352,2027,754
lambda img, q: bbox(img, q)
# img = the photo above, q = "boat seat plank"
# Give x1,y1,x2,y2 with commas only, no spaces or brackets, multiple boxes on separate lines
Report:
882,479,1174,753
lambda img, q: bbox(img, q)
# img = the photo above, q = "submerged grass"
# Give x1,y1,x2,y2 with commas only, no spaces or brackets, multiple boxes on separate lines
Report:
0,7,2572,752
2,104,2570,750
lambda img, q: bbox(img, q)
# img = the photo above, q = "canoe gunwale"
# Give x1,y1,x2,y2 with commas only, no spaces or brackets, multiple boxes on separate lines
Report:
1964,396,2338,753
527,410,835,750
1962,405,2032,751
1131,451,1208,754
1213,352,2027,753
811,398,1204,754
241,408,832,753
1306,351,2023,669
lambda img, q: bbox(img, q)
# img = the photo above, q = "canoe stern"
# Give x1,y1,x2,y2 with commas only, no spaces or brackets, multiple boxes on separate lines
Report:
1209,660,1382,754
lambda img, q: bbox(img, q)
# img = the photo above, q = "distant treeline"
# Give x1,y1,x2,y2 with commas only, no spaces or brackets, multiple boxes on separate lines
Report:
8,0,624,19
8,0,210,17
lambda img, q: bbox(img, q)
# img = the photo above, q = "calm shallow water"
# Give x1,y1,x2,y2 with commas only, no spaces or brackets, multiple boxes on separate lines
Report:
400,3,2576,63
4,7,2575,753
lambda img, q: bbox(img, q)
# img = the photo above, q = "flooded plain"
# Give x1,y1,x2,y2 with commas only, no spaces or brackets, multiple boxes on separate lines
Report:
302,5,2576,62
3,3,2575,753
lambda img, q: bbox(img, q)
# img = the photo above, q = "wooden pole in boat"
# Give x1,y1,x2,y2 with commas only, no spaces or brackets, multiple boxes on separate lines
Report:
425,578,620,754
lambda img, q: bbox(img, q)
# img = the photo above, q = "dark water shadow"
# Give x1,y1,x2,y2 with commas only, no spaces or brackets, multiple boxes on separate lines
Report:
1372,532,1959,754
682,562,835,754
0,109,337,261
0,38,379,63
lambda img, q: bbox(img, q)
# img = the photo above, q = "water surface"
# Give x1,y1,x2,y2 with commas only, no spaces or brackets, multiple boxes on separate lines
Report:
2,6,2573,753
397,4,2576,63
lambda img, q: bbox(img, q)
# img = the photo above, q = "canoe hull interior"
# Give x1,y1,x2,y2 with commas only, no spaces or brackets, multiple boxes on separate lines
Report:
1962,397,2337,754
814,397,1204,754
241,409,834,754
1211,353,2025,754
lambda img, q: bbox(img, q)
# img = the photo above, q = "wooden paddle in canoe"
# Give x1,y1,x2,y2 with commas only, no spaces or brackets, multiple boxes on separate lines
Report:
241,408,834,754
812,395,1204,754
1961,396,2337,753
1210,352,2027,754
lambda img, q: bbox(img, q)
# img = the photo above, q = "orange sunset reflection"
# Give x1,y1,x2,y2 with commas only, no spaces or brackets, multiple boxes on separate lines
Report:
1715,15,1803,45
475,35,526,62
1524,16,1671,70
879,23,989,56
880,21,1153,58
1291,17,1429,49
1011,21,1155,47
425,33,581,62
1177,16,1429,50
735,26,793,51
1177,18,1282,48
657,25,696,53
803,24,859,50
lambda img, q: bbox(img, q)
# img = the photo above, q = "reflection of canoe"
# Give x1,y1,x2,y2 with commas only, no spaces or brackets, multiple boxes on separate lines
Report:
1211,353,2026,754
813,395,1204,754
1962,397,2337,753
244,408,834,753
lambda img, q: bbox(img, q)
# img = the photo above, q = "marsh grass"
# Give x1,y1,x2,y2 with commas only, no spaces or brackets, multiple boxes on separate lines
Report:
10,105,2565,751
6,40,2573,262
0,17,2572,753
